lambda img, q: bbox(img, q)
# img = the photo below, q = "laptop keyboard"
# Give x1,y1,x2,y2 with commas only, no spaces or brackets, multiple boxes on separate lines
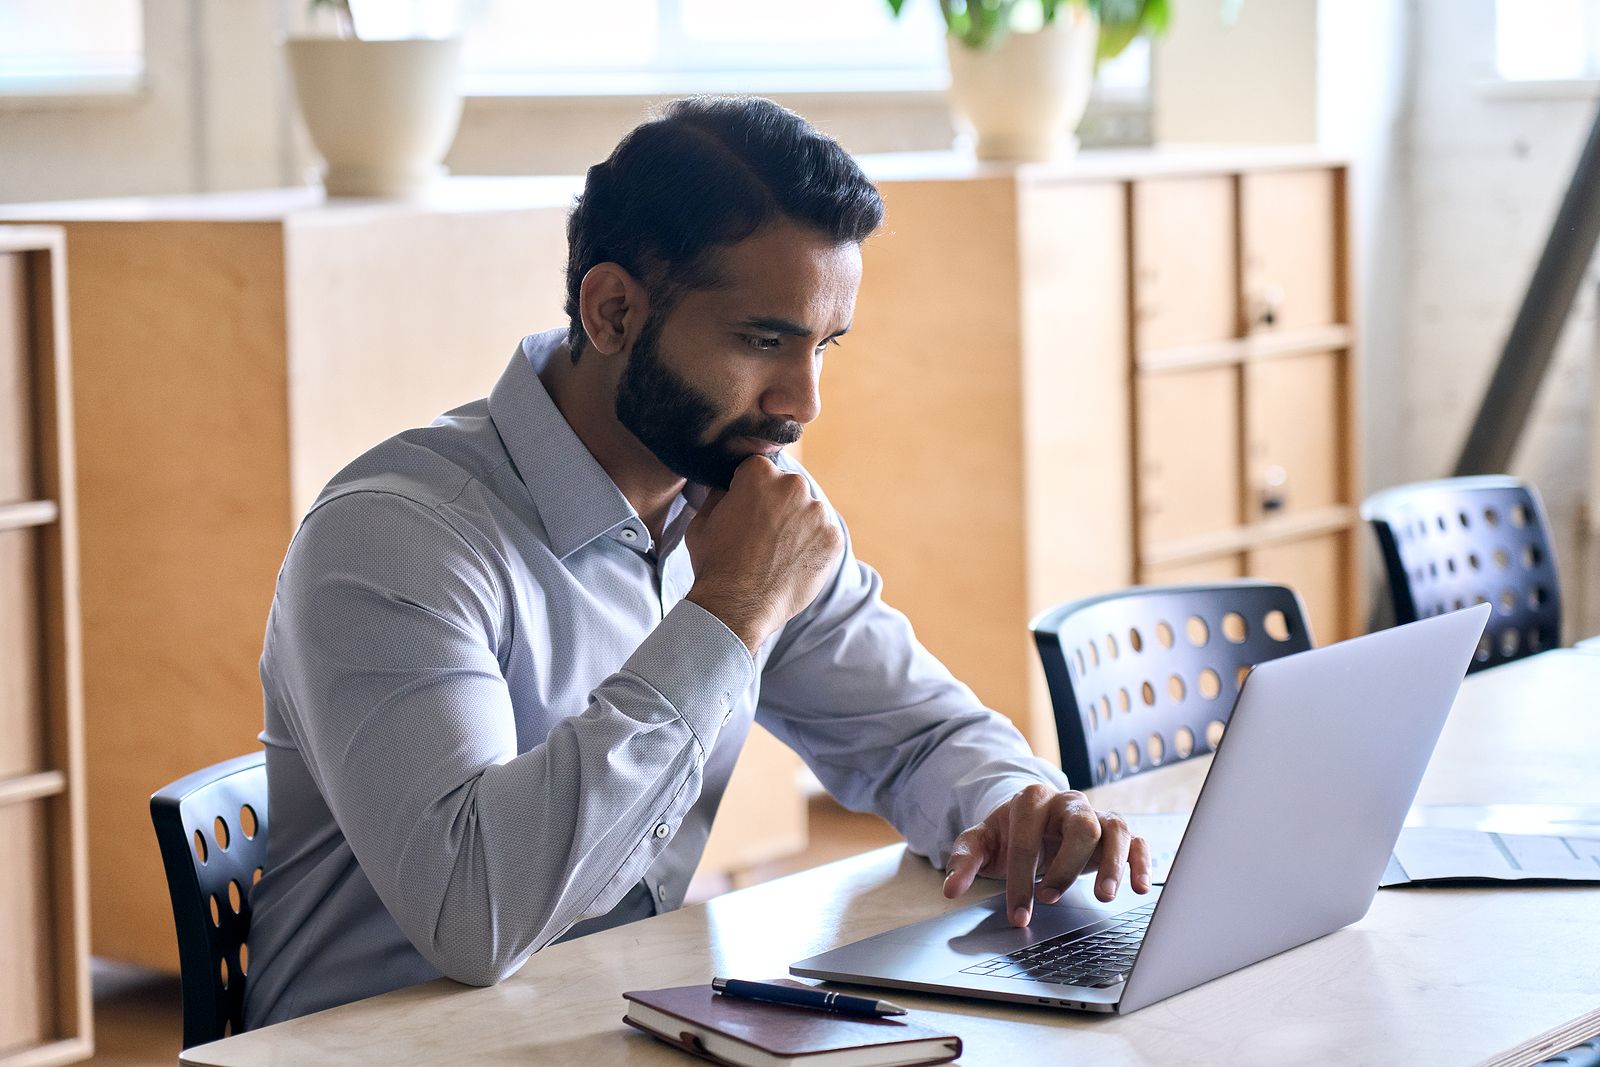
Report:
958,900,1157,989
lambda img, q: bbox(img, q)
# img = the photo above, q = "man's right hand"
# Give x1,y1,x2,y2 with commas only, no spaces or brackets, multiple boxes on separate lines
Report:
684,456,845,653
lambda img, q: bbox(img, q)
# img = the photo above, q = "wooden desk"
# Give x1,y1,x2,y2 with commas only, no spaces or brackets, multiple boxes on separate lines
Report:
183,650,1600,1067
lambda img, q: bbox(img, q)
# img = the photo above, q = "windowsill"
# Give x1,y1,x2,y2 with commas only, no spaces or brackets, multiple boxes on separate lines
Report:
1477,77,1600,101
0,71,148,110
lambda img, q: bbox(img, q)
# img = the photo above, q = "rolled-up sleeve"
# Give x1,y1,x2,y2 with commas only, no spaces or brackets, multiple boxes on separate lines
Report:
754,502,1069,870
268,490,752,985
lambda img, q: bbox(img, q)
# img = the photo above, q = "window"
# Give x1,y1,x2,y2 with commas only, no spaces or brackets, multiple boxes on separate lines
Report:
1494,0,1600,81
454,0,949,96
0,0,143,95
340,0,1153,142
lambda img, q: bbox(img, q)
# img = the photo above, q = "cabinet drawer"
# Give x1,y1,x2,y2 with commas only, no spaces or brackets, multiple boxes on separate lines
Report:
1137,367,1241,547
1243,350,1346,520
1131,177,1238,351
1247,531,1350,644
0,526,43,780
1240,169,1340,333
0,253,36,504
0,798,54,1052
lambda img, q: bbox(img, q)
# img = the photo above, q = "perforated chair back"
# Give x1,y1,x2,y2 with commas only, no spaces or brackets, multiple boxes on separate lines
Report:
1362,476,1560,671
150,752,268,1048
1031,581,1313,787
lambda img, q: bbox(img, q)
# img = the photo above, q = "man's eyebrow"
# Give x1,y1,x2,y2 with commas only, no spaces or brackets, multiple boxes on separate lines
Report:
735,317,852,339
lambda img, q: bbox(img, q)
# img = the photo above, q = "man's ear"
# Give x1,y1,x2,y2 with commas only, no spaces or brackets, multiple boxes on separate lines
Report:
578,262,649,357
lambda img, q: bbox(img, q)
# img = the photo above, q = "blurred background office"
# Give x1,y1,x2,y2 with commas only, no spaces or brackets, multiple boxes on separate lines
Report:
2,1,1599,1064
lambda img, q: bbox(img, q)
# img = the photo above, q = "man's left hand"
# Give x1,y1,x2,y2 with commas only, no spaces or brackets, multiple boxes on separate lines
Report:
942,784,1152,927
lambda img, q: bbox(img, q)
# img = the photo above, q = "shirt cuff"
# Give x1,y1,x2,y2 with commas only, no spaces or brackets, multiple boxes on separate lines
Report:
620,598,756,754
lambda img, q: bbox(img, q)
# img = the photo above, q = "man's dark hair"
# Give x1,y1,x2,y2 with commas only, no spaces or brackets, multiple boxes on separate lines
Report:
563,96,885,361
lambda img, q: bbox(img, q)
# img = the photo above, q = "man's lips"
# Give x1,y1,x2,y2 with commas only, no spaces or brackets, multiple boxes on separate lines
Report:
736,436,786,455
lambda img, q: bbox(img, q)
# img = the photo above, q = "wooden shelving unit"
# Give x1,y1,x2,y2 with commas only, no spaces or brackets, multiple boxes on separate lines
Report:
0,226,91,1066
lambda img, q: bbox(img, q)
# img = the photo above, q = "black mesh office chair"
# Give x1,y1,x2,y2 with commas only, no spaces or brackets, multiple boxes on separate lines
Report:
151,752,268,1048
1031,581,1313,786
1362,475,1560,671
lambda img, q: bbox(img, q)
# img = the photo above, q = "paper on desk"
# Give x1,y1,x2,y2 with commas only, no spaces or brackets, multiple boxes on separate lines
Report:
1384,828,1600,885
1123,807,1600,889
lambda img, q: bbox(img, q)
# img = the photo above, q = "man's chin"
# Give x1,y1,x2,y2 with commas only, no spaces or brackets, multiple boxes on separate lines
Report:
652,442,782,492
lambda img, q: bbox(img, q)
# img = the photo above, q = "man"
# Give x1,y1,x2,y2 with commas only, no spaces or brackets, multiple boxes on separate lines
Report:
244,96,1150,1029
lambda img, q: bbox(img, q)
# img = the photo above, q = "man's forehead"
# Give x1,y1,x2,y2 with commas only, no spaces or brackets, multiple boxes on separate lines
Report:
695,232,860,324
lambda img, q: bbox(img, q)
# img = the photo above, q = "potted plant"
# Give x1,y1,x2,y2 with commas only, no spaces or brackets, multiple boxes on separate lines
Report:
889,0,1173,162
284,0,466,197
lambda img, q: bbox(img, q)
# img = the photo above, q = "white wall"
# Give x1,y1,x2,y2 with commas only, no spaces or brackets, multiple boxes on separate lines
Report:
1316,0,1413,619
1153,0,1319,144
1404,0,1598,635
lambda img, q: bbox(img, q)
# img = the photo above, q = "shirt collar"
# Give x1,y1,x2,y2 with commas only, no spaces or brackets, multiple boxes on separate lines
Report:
488,329,655,560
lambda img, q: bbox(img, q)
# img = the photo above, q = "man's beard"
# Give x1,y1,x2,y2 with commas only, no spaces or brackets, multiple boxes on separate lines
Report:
614,314,802,490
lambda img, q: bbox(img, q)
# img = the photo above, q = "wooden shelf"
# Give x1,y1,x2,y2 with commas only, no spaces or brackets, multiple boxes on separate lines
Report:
0,500,60,532
1138,323,1354,373
0,225,91,1063
1141,506,1358,568
0,771,68,807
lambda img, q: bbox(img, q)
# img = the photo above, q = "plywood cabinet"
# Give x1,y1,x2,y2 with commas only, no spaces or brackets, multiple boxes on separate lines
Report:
0,227,91,1066
813,149,1361,757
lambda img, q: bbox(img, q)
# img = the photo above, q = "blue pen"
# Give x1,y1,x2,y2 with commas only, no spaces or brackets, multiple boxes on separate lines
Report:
712,977,908,1017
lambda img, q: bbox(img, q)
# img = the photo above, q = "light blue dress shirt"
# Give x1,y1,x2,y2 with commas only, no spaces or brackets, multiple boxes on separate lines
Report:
243,329,1070,1028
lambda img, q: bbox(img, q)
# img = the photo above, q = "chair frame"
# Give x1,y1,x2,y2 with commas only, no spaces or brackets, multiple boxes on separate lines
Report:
1362,475,1561,672
150,752,268,1048
1031,581,1313,787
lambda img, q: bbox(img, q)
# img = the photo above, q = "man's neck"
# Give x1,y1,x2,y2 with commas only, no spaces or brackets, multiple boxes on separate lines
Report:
539,344,684,544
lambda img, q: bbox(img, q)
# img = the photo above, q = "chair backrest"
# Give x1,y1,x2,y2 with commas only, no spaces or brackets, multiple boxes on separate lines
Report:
1361,475,1560,672
150,752,268,1048
1031,581,1313,787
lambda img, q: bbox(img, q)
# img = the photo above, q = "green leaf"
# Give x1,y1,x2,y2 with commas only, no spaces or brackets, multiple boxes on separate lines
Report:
941,0,1017,49
885,0,908,16
1094,0,1172,62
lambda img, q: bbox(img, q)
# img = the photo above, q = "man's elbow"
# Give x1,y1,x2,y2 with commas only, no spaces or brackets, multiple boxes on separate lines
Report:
431,944,527,988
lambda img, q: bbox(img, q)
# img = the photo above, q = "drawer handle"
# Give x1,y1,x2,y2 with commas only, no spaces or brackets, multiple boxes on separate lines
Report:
1253,285,1286,328
1260,464,1288,513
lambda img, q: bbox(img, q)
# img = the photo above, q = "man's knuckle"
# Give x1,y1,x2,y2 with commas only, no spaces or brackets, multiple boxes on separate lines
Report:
1068,809,1102,838
1021,783,1053,805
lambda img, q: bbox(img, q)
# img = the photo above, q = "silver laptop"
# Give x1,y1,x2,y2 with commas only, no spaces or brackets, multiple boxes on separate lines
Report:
791,605,1490,1014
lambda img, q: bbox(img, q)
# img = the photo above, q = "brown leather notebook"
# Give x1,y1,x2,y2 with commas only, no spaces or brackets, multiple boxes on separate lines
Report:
622,980,962,1067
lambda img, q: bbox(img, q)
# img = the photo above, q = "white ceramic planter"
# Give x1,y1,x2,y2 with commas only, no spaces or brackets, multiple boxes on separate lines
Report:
285,37,464,198
945,12,1099,162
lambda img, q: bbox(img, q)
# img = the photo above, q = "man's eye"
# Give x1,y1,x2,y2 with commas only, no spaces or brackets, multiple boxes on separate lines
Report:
742,335,782,352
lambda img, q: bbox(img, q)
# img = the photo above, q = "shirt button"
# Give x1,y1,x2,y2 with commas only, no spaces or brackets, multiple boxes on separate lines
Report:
653,822,669,839
620,528,638,542
658,884,669,902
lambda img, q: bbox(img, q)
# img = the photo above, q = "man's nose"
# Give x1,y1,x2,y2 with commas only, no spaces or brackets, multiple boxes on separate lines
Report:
762,356,822,425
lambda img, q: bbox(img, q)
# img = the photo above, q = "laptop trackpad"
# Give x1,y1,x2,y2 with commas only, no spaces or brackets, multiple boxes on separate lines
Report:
869,892,1109,952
